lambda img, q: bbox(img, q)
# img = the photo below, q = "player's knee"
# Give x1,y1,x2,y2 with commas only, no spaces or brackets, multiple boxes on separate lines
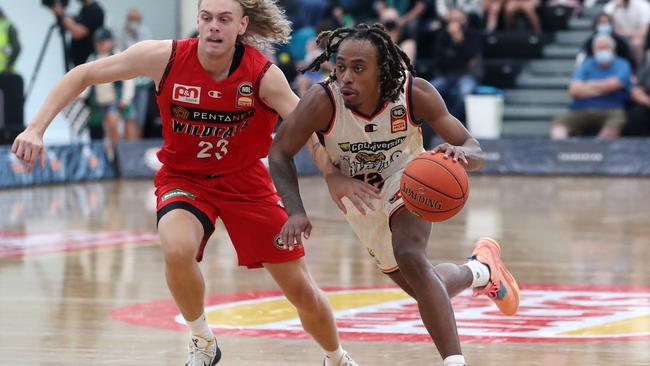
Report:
160,235,199,266
287,284,326,311
393,246,428,270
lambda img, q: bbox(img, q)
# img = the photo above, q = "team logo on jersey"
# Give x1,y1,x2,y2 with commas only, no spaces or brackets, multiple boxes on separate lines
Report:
172,106,190,120
172,84,201,104
237,82,254,108
390,106,407,133
208,90,222,99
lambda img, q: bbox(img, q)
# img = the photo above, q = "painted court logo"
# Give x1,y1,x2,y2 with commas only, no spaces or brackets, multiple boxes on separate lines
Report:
111,284,650,343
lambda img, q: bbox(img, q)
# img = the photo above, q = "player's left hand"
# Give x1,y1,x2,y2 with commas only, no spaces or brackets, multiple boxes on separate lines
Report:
277,213,311,251
432,143,469,165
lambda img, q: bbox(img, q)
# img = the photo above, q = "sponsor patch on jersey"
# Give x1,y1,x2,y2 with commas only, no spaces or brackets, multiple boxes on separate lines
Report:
338,137,406,153
390,106,407,133
170,104,255,124
172,84,201,104
161,189,195,201
237,82,254,108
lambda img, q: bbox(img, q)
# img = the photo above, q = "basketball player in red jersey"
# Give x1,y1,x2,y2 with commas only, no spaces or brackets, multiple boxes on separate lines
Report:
11,1,358,365
269,24,520,366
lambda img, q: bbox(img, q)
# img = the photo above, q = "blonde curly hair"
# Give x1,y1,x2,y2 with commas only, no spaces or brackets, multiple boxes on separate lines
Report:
198,0,292,49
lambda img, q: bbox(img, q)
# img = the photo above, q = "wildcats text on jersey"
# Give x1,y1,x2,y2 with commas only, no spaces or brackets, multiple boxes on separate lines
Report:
170,104,255,139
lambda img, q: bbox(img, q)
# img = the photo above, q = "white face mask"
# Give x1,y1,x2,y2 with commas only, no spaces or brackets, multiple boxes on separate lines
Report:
126,20,140,32
595,50,614,65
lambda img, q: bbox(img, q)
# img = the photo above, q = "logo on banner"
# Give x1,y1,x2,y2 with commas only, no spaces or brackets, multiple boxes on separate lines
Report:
390,106,407,133
237,82,254,108
172,84,201,104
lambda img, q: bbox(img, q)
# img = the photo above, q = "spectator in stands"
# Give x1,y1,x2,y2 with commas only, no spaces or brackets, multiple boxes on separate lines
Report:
83,28,135,158
116,8,152,140
604,0,650,67
0,6,21,73
483,0,504,32
48,0,105,68
380,7,418,61
331,0,378,25
503,0,542,34
376,0,428,35
551,34,632,139
623,58,650,136
430,8,482,123
581,13,636,71
435,0,483,28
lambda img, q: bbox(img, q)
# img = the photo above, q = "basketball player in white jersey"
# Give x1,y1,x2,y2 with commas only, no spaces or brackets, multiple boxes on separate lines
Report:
268,24,520,366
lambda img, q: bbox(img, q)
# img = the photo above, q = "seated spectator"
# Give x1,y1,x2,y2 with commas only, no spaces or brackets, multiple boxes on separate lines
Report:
623,58,650,136
483,0,504,33
332,0,378,26
503,0,542,33
380,7,418,61
580,13,636,71
551,34,632,139
435,0,483,28
604,0,650,66
376,0,427,35
430,8,482,123
83,28,136,158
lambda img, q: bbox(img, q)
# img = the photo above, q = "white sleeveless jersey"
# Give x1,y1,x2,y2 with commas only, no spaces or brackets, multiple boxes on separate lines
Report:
321,74,425,185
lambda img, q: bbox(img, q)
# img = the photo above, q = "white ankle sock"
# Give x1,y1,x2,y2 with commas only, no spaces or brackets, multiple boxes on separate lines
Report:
443,354,467,366
186,313,214,341
324,345,345,366
463,259,490,288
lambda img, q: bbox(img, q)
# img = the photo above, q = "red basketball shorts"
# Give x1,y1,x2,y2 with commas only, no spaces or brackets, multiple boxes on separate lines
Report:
154,160,304,268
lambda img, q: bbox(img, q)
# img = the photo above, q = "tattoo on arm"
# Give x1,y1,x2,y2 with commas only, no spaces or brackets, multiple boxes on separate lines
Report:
269,156,306,216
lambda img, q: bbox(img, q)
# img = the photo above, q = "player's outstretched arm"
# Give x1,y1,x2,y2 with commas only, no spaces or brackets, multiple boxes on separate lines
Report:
12,40,172,171
412,77,485,171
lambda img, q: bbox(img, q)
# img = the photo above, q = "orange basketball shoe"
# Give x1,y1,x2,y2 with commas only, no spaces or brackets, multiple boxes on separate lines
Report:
471,237,520,316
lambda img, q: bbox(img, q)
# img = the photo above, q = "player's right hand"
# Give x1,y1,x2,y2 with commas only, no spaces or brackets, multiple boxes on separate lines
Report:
325,173,381,215
278,213,312,251
11,128,46,173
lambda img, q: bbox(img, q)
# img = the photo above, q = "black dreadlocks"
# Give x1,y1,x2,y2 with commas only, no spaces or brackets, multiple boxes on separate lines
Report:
301,23,415,103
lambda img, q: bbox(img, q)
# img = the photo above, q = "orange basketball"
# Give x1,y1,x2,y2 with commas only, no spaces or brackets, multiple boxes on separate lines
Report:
400,152,469,222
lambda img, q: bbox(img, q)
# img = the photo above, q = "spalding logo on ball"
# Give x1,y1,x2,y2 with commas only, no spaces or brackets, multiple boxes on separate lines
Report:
400,152,469,222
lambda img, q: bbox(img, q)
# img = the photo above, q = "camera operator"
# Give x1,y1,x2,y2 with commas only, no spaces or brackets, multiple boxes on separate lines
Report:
48,0,104,67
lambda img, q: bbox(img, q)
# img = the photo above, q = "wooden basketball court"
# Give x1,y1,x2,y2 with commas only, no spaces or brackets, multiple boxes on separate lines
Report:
1,175,648,365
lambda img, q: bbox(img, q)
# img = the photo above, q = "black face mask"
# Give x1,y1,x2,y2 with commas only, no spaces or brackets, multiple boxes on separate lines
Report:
384,20,398,31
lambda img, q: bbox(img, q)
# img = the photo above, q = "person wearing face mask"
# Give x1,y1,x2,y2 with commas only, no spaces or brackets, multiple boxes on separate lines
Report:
379,7,417,61
551,34,632,139
116,8,152,140
48,0,105,68
581,13,635,71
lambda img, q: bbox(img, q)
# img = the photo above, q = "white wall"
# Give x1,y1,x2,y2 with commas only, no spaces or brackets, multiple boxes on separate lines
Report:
180,0,200,39
1,0,178,144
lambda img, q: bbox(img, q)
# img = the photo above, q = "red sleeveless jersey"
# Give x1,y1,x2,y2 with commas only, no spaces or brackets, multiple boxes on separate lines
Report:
156,38,278,174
